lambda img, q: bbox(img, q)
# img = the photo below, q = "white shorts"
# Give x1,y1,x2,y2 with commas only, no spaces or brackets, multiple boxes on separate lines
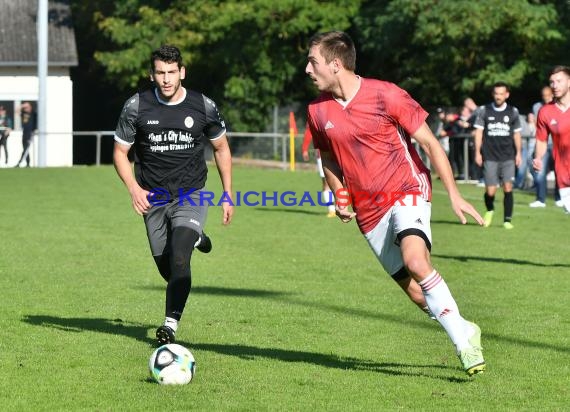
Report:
560,187,570,214
364,194,432,277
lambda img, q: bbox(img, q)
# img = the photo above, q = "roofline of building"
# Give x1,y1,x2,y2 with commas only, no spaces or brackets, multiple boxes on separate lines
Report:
0,61,77,67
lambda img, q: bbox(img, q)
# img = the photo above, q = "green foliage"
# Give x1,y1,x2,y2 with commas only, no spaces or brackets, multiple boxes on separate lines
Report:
73,0,570,129
91,0,361,131
203,0,362,130
354,0,565,106
93,2,209,88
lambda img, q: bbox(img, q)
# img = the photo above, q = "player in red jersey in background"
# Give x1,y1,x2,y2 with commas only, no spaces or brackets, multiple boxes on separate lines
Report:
305,31,485,376
301,125,336,218
534,65,570,214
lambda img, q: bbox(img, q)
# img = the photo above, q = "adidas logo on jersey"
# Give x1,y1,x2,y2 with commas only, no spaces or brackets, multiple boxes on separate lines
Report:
550,119,558,126
147,120,159,124
325,121,334,130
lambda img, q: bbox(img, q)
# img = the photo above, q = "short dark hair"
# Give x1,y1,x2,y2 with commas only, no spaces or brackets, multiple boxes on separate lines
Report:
549,65,570,78
492,81,510,92
308,31,356,71
150,45,183,72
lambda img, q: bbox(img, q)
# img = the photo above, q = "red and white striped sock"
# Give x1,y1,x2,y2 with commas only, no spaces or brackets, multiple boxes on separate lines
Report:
419,270,471,352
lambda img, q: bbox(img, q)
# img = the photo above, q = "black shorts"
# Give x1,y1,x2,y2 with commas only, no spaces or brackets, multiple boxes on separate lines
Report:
143,189,208,256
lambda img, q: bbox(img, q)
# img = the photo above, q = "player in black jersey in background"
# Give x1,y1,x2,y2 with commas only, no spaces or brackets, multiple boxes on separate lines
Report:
474,82,522,230
113,45,233,345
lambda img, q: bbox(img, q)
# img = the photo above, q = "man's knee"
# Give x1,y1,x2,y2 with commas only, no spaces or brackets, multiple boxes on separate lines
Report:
404,258,432,279
398,232,432,279
170,227,200,270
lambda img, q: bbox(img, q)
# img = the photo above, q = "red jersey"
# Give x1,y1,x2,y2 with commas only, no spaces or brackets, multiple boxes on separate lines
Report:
307,78,431,234
536,102,570,188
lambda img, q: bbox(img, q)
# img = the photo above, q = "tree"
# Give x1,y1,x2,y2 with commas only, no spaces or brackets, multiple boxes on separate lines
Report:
71,0,570,133
92,0,362,131
353,0,566,108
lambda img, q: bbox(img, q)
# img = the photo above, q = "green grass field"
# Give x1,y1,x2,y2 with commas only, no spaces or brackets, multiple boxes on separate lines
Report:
0,165,568,411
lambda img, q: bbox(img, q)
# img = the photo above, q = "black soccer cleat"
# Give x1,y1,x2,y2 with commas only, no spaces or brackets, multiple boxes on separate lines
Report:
156,325,176,345
196,232,212,253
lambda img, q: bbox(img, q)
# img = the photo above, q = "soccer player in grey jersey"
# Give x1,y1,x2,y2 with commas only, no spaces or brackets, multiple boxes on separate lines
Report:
113,45,233,345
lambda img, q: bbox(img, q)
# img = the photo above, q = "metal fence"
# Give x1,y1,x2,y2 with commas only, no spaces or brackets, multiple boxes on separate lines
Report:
72,131,299,169
450,132,476,183
64,131,478,181
73,131,115,166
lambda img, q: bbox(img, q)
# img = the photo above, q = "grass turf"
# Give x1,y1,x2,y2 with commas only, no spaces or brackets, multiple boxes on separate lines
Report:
0,165,568,410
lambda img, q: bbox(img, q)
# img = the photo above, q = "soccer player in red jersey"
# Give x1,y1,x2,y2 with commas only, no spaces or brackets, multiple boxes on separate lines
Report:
305,31,486,376
534,65,570,214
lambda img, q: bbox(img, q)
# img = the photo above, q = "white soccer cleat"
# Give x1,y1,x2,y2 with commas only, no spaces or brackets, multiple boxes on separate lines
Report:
529,200,546,208
458,322,486,376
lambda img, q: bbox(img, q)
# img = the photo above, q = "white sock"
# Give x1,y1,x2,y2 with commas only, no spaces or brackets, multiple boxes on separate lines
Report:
164,317,178,332
419,270,471,352
323,190,335,212
560,187,570,213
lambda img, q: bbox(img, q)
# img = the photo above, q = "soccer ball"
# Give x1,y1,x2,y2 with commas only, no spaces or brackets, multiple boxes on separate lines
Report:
148,344,196,385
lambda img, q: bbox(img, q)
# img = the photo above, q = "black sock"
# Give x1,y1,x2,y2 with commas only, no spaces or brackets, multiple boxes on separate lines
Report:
504,191,513,222
165,227,199,321
484,193,495,211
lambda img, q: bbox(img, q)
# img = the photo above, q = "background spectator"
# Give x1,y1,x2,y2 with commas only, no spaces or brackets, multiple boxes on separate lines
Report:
16,102,36,168
0,105,12,166
528,86,561,207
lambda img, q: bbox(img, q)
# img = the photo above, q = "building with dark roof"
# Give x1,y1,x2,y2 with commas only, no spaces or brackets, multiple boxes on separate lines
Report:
0,0,77,167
